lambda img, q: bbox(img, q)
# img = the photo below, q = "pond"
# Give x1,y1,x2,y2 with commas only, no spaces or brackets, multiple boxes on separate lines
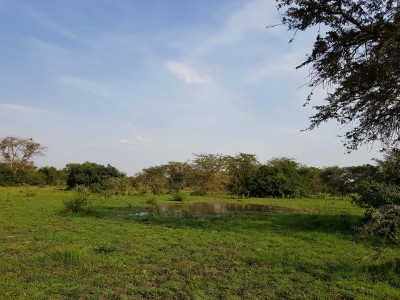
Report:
137,201,295,217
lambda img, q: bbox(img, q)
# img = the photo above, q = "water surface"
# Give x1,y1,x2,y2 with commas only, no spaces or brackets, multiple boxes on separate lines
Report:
141,201,295,217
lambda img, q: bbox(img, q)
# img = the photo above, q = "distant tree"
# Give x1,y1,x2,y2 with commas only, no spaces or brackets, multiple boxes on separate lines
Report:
65,162,125,192
0,163,45,186
343,164,380,193
276,0,400,150
38,166,66,186
0,163,18,186
319,166,347,195
225,153,259,197
165,161,193,192
191,153,228,195
0,136,46,173
251,157,304,198
103,177,133,196
298,166,324,196
134,165,168,195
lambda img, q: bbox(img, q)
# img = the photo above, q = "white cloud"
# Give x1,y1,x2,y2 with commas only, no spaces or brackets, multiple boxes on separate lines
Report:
166,61,212,84
0,103,49,114
117,135,152,146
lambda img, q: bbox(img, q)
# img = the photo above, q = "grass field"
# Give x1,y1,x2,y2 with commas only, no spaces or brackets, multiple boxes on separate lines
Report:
0,187,399,299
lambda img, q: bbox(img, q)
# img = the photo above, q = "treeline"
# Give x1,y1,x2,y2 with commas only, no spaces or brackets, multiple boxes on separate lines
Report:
1,151,398,201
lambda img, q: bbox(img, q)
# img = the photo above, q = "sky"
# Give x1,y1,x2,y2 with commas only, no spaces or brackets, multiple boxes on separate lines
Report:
0,0,381,175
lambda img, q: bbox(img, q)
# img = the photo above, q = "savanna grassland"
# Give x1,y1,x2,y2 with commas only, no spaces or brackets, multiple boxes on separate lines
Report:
1,187,399,299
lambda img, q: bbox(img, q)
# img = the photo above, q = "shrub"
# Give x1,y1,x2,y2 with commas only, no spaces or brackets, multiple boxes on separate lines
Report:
352,182,400,210
103,177,132,196
171,192,187,202
358,205,400,244
63,185,91,212
65,162,125,192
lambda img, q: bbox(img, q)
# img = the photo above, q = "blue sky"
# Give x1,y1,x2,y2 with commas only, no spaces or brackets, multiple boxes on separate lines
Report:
0,0,381,175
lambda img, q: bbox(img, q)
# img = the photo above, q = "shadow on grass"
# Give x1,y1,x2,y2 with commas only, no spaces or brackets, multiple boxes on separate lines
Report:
138,212,361,236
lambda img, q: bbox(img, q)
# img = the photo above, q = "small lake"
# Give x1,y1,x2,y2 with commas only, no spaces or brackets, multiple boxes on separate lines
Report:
138,202,294,217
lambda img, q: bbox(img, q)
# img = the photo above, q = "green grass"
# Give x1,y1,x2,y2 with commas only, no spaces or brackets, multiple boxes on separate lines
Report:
0,187,399,299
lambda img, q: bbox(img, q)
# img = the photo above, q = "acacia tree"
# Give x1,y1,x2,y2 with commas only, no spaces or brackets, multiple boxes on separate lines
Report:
276,0,400,151
165,161,193,192
191,153,228,195
0,136,46,173
225,153,259,196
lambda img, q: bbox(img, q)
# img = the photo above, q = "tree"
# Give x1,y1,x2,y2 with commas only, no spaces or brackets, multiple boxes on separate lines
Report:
65,162,125,192
276,0,400,151
319,166,347,195
38,166,66,186
351,149,400,210
191,153,228,195
165,161,193,192
251,157,305,198
134,165,168,195
225,153,259,197
0,136,46,173
298,166,324,195
375,148,400,185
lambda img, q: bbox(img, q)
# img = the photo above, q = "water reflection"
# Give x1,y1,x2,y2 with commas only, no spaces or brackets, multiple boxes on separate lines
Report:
145,202,294,217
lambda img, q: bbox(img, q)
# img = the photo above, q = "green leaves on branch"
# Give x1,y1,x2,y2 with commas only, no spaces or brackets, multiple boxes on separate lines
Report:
277,0,400,150
352,182,400,210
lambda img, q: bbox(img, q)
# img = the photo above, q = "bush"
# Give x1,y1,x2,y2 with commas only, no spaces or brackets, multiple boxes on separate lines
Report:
352,182,400,210
171,192,187,202
145,197,158,206
358,205,400,244
65,162,125,192
103,177,132,196
63,185,91,212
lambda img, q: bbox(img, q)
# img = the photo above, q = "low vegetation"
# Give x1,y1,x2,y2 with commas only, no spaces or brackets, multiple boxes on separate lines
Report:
0,135,399,298
0,187,399,299
63,185,91,212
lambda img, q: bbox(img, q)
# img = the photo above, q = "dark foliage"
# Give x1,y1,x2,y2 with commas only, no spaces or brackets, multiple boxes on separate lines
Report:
352,181,400,210
225,153,259,196
375,148,400,185
250,158,305,198
65,162,125,192
277,0,400,150
358,204,400,244
0,163,45,186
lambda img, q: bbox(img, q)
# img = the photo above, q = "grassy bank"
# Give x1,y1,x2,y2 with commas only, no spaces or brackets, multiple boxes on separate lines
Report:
0,187,399,299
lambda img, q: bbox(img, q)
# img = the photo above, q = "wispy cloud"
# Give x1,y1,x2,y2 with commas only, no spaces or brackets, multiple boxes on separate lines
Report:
23,36,67,52
186,0,278,58
24,6,76,39
117,135,152,146
166,61,212,84
56,76,112,98
246,53,303,82
80,136,152,149
79,139,102,148
0,103,49,114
